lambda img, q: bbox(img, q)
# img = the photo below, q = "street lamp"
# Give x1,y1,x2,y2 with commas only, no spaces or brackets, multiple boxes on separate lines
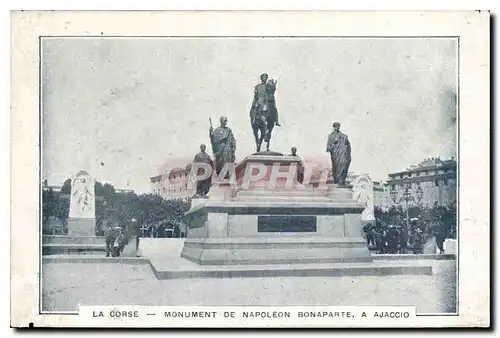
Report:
389,178,424,253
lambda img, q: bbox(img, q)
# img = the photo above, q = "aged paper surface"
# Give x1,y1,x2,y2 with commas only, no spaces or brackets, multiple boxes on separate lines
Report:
10,10,489,328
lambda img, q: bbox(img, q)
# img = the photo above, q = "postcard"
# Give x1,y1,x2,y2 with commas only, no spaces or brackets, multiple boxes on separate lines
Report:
10,10,490,328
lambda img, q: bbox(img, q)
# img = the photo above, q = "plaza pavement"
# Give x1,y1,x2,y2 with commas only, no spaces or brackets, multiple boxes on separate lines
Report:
41,258,456,314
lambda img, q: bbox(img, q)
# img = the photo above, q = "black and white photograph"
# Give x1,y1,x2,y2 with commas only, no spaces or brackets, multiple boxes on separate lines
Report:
10,10,490,328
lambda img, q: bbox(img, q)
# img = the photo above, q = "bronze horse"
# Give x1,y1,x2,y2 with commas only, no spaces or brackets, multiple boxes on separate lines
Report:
250,79,278,152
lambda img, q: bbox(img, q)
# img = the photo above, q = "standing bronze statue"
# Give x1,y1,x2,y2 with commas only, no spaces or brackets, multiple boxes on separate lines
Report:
192,144,214,197
326,122,352,187
209,116,236,178
250,73,281,152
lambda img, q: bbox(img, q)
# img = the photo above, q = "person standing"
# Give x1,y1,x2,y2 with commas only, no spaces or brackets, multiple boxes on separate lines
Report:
435,218,446,254
104,224,113,257
104,223,120,257
326,122,352,187
192,144,214,196
209,116,236,177
412,228,424,254
130,218,139,252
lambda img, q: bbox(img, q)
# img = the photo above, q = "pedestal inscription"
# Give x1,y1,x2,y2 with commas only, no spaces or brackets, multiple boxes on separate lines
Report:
257,215,317,232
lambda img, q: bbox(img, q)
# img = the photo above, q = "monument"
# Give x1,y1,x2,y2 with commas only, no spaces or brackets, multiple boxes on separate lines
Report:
181,98,371,264
42,170,103,255
67,170,96,236
181,153,372,264
175,76,431,277
352,175,376,224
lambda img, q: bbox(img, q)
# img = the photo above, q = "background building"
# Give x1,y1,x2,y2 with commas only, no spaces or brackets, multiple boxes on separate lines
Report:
373,180,391,210
149,166,195,200
42,180,62,193
386,157,457,207
305,157,457,210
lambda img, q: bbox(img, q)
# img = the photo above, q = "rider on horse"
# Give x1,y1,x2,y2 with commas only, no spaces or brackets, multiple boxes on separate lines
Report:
250,73,281,152
250,73,281,127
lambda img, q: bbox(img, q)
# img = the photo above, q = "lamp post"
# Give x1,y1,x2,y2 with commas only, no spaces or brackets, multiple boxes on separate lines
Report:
389,178,424,253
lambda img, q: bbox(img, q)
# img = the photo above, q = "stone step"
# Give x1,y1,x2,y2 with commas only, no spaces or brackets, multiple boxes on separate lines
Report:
232,196,333,203
149,257,433,280
153,264,433,280
42,244,106,255
41,255,434,280
42,235,106,245
42,256,147,263
373,254,456,261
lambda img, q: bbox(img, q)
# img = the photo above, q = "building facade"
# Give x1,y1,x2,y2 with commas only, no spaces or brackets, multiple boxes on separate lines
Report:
386,157,457,207
304,158,457,210
149,166,195,200
42,180,62,193
373,180,392,209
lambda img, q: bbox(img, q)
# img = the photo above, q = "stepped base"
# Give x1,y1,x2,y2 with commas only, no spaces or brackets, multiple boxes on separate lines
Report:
181,237,373,265
183,152,370,267
183,198,371,266
152,260,432,280
42,235,106,255
42,255,436,280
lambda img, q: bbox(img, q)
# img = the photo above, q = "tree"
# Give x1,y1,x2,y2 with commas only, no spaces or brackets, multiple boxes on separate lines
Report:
44,178,192,239
54,195,70,223
60,178,71,194
95,182,115,197
42,188,56,225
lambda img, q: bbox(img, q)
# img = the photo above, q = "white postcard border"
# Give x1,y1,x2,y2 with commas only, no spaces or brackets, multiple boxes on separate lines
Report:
10,10,490,328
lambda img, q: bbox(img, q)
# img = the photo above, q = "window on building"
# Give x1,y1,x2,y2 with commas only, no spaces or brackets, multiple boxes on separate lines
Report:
435,180,439,187
416,172,420,177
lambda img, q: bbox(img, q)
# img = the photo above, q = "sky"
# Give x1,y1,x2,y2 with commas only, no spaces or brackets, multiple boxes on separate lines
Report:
42,37,457,194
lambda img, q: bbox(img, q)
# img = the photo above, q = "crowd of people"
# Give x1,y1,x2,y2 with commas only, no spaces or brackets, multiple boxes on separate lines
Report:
363,217,448,254
365,202,456,255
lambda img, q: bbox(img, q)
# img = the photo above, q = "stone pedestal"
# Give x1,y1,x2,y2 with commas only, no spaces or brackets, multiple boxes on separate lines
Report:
67,217,96,236
181,153,372,265
190,196,209,209
444,238,457,254
43,218,100,255
207,180,235,201
424,236,437,254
